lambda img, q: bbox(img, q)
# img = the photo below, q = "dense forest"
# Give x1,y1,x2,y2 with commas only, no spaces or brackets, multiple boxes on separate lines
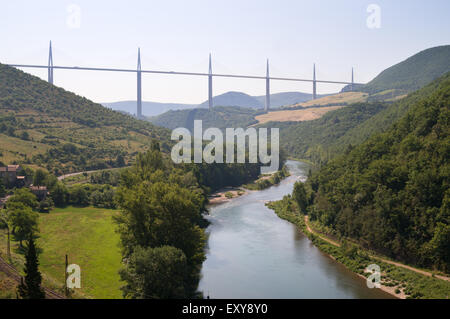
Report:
300,73,450,272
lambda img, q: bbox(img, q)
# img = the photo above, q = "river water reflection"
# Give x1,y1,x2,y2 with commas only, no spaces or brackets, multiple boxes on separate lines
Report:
198,160,393,298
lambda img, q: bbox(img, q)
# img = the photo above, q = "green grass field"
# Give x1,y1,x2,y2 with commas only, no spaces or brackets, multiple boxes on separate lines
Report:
37,206,123,299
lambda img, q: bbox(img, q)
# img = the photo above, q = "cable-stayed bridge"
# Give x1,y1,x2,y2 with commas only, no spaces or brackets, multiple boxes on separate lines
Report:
6,41,362,118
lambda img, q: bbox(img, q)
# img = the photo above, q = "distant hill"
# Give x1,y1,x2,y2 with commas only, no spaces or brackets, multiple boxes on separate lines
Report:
198,90,323,109
355,45,450,95
105,90,324,117
198,91,262,109
149,106,262,131
103,100,197,117
254,91,322,108
0,63,170,174
261,72,450,164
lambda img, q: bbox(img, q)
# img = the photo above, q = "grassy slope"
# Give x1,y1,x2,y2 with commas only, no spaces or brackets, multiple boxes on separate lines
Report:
254,105,345,124
37,206,123,299
289,92,368,108
0,271,17,299
358,45,450,95
0,63,170,173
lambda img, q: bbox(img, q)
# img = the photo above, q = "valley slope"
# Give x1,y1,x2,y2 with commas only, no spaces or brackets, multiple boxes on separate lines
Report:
0,63,171,174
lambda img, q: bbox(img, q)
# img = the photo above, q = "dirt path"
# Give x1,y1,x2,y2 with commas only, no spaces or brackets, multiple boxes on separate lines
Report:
304,215,450,282
304,215,340,247
57,169,100,181
0,255,65,299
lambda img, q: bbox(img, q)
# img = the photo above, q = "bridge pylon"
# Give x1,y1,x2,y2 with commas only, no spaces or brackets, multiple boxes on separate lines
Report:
265,59,270,112
312,63,317,100
137,48,142,119
351,67,354,91
208,54,213,110
48,41,53,84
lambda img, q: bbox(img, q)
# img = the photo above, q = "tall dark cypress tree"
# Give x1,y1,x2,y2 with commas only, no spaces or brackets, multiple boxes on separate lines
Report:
17,236,45,299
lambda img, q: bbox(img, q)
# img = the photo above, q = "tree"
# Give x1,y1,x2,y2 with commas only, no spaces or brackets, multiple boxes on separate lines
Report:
292,181,308,214
7,203,38,247
69,185,90,206
38,197,54,213
17,236,45,299
33,169,48,186
50,182,69,207
115,150,207,297
119,245,187,299
20,131,30,141
0,179,5,197
0,209,12,260
116,154,125,167
8,188,38,210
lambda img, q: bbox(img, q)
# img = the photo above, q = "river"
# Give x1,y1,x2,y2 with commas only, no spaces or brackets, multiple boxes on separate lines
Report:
198,160,393,299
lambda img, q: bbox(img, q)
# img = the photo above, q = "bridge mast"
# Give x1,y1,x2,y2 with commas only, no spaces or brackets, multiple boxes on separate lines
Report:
208,54,213,110
265,59,270,112
137,48,142,119
48,41,53,84
312,63,316,100
351,67,354,91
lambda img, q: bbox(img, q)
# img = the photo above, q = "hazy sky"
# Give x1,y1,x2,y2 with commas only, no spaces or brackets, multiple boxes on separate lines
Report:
1,0,449,104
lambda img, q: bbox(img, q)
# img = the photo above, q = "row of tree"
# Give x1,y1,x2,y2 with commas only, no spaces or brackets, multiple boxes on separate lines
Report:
115,144,207,298
0,188,45,298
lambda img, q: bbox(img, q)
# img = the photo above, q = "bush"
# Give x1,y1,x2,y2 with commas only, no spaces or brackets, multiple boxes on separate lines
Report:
38,197,54,213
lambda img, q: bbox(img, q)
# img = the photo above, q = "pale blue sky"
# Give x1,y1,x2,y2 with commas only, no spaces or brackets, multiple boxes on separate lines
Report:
1,0,449,104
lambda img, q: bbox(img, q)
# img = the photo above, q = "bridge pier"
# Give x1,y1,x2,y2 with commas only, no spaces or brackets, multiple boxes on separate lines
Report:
137,48,142,119
312,63,317,100
208,54,213,110
265,59,270,112
48,41,53,84
351,67,354,91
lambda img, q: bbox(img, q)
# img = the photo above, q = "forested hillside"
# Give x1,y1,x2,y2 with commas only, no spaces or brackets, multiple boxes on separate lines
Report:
262,73,450,164
0,64,170,174
149,106,262,131
304,74,450,271
357,45,450,95
261,102,387,164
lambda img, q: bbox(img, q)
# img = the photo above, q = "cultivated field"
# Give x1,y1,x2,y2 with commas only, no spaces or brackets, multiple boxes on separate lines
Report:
255,105,345,124
291,91,368,108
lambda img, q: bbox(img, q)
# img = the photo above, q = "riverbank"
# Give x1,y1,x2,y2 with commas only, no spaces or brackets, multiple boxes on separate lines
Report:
267,197,450,299
243,165,290,191
207,187,247,205
207,166,290,205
